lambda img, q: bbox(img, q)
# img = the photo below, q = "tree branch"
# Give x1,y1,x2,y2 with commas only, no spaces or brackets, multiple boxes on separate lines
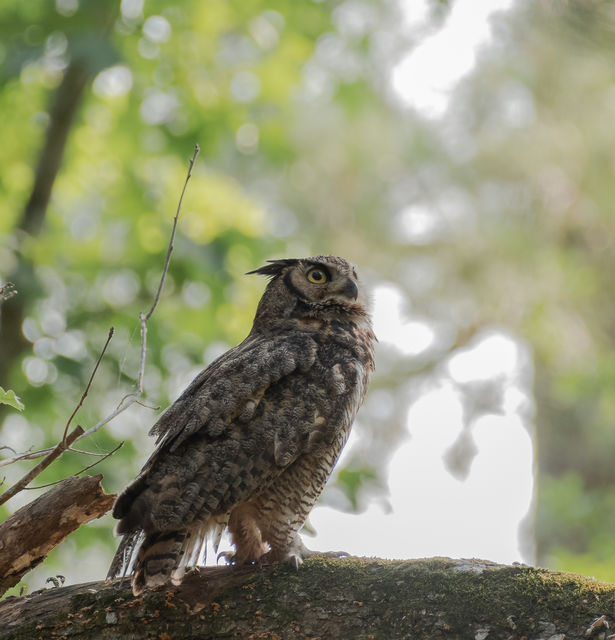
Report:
0,474,115,597
0,62,92,388
20,62,90,236
0,557,613,639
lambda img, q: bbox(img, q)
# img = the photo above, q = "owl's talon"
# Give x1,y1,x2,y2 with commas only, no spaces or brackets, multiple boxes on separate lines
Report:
184,566,201,576
217,551,235,565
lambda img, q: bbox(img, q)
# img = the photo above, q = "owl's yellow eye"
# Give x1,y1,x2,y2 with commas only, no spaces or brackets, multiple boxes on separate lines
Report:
306,267,329,284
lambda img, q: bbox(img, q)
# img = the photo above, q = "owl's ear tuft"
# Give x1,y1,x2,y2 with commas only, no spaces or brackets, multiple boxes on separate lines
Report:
246,259,299,278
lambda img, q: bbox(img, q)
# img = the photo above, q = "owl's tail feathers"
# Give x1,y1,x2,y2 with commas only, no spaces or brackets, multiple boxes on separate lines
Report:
106,529,187,594
131,530,188,595
107,530,144,581
105,529,188,595
107,516,229,596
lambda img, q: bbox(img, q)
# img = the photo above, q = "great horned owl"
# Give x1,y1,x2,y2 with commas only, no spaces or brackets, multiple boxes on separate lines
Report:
108,255,376,595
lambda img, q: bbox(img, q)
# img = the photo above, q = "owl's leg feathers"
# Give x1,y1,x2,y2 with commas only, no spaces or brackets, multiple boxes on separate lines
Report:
227,503,268,565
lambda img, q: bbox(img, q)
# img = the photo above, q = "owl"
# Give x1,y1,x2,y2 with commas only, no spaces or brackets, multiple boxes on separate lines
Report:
108,255,376,595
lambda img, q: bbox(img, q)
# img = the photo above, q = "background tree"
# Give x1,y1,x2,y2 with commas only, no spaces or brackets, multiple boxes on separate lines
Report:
1,0,615,595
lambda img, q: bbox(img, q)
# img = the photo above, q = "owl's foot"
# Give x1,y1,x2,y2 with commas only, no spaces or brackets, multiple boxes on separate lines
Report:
217,550,267,566
221,539,349,569
184,565,201,576
263,538,348,570
217,551,237,565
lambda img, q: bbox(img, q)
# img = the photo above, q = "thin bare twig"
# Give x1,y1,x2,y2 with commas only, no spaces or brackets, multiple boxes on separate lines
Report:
25,442,124,490
144,144,200,323
67,447,116,457
63,327,114,441
0,427,83,506
0,447,55,468
75,441,124,476
1,327,114,473
134,400,160,411
129,143,201,400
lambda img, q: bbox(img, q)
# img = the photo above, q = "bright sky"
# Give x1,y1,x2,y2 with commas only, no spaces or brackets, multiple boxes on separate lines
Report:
309,284,534,565
392,0,515,118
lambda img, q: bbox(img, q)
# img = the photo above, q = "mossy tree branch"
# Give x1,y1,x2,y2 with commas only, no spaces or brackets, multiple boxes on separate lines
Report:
1,557,614,640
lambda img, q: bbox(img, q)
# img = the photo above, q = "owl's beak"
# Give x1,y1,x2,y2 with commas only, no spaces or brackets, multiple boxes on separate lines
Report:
340,278,359,301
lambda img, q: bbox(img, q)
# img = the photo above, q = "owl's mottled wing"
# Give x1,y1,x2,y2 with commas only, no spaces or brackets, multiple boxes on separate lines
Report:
149,332,319,452
113,331,346,535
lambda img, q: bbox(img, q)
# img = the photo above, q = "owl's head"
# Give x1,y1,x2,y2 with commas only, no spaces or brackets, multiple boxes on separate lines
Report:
248,255,369,329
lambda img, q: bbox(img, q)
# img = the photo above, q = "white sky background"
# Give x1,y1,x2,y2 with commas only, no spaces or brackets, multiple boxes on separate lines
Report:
309,300,535,564
309,0,535,566
392,0,516,118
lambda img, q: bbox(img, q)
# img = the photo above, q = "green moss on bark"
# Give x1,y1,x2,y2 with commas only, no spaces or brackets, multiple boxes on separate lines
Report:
1,557,614,639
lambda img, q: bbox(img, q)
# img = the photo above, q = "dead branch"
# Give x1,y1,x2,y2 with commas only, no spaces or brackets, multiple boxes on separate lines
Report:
0,474,115,597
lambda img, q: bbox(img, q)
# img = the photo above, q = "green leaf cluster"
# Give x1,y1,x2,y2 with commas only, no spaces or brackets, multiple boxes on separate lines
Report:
0,387,24,411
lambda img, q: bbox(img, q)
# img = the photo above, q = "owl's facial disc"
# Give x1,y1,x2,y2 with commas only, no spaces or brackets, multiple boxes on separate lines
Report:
281,260,360,310
303,265,358,300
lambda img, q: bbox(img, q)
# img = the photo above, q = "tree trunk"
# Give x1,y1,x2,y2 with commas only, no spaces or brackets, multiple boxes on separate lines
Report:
0,557,613,639
0,60,91,389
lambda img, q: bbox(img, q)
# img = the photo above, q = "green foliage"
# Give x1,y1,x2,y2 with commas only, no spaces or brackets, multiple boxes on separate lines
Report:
538,472,615,582
335,465,379,511
0,387,24,411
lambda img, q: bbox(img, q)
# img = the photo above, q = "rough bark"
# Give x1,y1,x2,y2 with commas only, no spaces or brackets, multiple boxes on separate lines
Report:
1,556,614,640
0,474,115,596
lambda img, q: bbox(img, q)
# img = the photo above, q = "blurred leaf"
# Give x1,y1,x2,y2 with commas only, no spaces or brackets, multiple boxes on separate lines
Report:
0,386,24,411
336,467,378,511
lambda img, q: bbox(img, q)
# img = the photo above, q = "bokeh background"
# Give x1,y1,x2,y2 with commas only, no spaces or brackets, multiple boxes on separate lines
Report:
2,0,615,594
